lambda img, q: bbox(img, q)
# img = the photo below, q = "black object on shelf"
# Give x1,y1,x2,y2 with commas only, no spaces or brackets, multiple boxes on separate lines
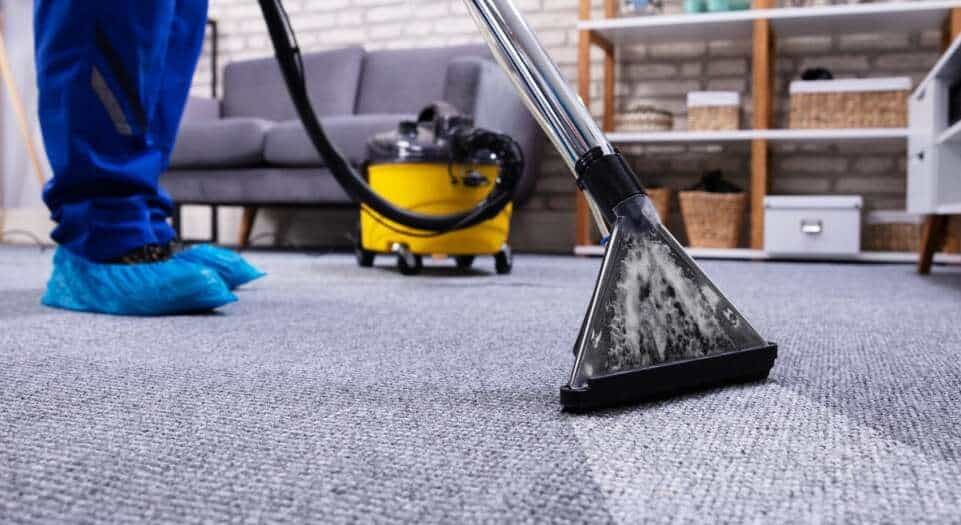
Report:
800,67,834,81
687,170,742,193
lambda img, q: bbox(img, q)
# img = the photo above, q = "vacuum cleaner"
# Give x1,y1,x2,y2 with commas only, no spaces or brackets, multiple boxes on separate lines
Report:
256,0,778,411
358,104,519,276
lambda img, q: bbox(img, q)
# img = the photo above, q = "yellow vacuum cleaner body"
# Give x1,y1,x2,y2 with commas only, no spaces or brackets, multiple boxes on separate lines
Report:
362,162,511,254
357,117,515,275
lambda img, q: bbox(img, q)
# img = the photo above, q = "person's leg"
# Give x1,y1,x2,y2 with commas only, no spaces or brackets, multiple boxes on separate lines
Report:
36,0,177,261
146,0,265,289
149,0,207,243
35,0,235,314
153,0,208,163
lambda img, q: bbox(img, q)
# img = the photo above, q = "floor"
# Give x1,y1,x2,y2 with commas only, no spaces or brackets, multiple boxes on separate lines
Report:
1,246,960,523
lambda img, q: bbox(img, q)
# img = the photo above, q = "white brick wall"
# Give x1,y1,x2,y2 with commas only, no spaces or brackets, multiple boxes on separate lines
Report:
193,0,943,252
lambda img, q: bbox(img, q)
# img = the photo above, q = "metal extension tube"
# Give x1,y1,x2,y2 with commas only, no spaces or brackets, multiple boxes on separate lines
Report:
462,0,615,235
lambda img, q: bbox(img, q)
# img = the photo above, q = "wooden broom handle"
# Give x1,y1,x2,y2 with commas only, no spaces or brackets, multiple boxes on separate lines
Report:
0,20,48,188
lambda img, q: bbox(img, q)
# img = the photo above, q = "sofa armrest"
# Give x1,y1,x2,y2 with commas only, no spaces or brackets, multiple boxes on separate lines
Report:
444,57,544,206
182,96,221,123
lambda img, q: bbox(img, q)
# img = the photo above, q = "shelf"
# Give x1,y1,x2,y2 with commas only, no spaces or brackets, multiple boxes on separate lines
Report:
937,119,961,144
574,245,961,264
606,128,909,143
579,1,961,45
579,10,757,44
936,202,961,213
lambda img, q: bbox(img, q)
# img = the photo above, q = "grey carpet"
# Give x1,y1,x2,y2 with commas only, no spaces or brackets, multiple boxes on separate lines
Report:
1,245,960,523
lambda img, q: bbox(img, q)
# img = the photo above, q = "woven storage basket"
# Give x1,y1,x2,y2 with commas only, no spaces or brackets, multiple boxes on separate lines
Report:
687,91,740,131
862,213,961,253
789,78,910,129
862,211,921,252
646,187,673,223
679,191,746,248
945,216,961,253
615,106,674,132
863,223,920,252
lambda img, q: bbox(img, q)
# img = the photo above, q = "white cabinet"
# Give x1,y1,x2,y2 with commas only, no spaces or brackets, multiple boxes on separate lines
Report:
908,36,961,214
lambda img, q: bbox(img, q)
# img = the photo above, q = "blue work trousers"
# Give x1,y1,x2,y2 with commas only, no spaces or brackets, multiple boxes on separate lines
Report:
35,0,209,261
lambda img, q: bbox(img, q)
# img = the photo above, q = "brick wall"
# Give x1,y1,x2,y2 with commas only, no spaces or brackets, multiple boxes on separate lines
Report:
192,0,943,252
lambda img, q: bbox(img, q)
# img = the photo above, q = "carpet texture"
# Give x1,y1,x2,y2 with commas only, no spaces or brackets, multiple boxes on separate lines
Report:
1,246,960,523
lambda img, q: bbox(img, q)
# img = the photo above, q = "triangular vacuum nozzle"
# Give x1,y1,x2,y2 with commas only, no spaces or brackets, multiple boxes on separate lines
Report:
561,195,777,411
461,0,776,411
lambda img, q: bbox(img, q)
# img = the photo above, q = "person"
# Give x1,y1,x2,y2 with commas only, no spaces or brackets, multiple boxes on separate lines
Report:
34,0,263,315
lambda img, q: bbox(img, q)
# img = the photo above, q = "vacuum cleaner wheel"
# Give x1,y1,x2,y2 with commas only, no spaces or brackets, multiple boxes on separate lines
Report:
494,245,512,275
391,244,423,276
355,242,375,268
455,255,475,270
398,254,423,275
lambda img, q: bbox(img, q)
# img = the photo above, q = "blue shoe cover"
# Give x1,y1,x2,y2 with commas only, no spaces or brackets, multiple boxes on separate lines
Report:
175,244,266,290
42,247,237,316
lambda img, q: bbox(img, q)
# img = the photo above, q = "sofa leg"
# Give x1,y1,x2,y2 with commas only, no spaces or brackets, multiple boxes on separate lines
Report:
918,214,948,275
238,206,258,248
210,205,219,245
172,205,182,240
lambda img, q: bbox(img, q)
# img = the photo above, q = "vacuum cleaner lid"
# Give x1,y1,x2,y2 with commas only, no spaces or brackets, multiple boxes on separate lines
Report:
367,113,498,166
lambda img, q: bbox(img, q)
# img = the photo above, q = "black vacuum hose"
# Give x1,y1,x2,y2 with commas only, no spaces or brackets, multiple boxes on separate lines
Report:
256,0,521,233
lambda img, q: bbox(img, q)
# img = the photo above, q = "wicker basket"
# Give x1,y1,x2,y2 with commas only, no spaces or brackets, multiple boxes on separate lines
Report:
863,223,921,252
789,78,910,129
945,216,961,253
862,211,921,252
679,191,746,248
687,91,740,131
646,187,673,223
615,106,673,132
863,224,921,252
862,213,961,253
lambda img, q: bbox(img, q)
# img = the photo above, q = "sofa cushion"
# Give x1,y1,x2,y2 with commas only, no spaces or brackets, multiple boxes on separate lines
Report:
355,45,489,115
163,168,351,205
222,47,365,121
182,96,220,122
170,118,270,169
263,114,412,167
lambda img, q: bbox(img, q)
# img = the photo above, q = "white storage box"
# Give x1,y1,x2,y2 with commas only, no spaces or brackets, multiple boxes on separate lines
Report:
764,196,863,257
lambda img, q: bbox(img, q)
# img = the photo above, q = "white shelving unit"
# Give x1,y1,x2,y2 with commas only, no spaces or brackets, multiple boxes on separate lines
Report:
608,128,910,144
579,1,961,44
908,29,961,273
907,32,961,216
575,1,961,264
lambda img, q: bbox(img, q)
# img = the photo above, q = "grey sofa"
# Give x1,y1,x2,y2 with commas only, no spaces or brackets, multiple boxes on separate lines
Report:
164,44,543,246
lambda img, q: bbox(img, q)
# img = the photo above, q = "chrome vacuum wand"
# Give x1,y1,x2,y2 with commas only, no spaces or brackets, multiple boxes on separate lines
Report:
463,0,615,236
464,0,778,411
